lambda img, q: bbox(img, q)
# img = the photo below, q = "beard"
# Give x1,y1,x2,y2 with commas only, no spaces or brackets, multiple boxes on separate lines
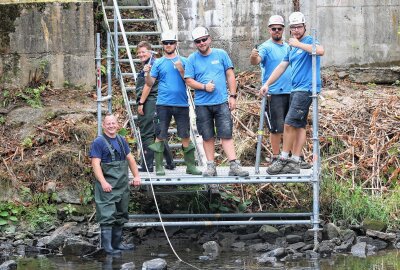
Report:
272,35,282,42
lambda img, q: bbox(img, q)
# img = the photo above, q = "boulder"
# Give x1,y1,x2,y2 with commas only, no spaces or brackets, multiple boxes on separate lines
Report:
351,242,367,258
46,222,77,249
142,258,167,270
324,223,340,240
62,236,97,256
362,219,387,232
202,241,220,258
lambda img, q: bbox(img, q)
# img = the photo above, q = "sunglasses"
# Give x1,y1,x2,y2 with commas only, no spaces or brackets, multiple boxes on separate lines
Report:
270,27,283,32
162,41,176,45
194,37,208,44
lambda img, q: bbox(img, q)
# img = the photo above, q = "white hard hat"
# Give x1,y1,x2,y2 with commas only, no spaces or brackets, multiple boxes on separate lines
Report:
289,12,305,26
268,15,285,26
161,30,177,42
192,26,209,41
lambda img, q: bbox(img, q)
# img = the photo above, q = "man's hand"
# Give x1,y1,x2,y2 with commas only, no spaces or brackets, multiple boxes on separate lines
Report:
174,60,183,71
288,37,301,48
228,97,236,111
205,80,215,92
101,181,113,192
259,84,269,96
250,48,259,58
138,104,144,115
130,176,141,186
143,64,152,76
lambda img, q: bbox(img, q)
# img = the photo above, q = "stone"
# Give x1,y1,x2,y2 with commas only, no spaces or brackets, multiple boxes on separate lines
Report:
142,258,167,270
248,242,275,252
351,242,367,258
288,242,306,251
324,223,340,240
256,254,277,264
0,260,17,270
334,240,353,253
318,240,337,257
45,181,57,193
57,188,81,204
46,222,77,249
362,218,387,232
231,241,245,251
202,241,220,258
337,71,348,79
286,234,303,244
62,236,97,256
305,250,320,259
357,236,388,251
263,247,286,258
120,262,135,270
366,229,396,241
339,229,356,243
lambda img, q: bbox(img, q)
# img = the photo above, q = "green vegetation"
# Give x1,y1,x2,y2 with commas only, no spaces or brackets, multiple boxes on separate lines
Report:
17,85,45,108
21,136,33,148
0,202,22,226
321,166,400,228
0,116,5,125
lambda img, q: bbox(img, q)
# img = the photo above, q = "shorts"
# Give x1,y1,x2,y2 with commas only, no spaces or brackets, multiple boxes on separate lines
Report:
285,91,312,128
154,105,190,140
195,102,233,140
266,94,290,133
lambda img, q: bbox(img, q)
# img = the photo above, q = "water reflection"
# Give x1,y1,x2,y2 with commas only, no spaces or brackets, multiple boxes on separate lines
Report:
16,247,400,270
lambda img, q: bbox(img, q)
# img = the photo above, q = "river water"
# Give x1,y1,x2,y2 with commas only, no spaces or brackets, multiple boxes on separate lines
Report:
15,242,400,270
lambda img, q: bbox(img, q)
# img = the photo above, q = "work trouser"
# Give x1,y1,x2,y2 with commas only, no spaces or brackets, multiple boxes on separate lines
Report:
138,98,156,146
95,160,130,226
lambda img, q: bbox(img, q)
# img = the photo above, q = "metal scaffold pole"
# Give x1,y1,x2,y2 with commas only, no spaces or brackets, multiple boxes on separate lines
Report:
95,33,102,136
106,32,112,114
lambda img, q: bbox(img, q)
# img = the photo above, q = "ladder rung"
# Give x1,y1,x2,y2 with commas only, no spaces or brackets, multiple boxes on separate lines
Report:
105,5,153,10
111,31,161,36
119,58,141,63
129,100,137,106
126,87,136,92
121,72,136,77
118,45,162,49
168,143,182,149
107,18,157,23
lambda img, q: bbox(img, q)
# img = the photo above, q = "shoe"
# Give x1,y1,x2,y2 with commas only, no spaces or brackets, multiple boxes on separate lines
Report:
267,157,288,175
112,226,134,250
228,160,249,177
281,158,300,174
101,227,122,255
138,143,154,172
300,156,312,169
203,161,217,177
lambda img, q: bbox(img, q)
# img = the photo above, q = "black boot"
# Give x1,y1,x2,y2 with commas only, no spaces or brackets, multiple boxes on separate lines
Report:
139,143,154,172
163,142,175,170
112,226,134,250
101,227,121,255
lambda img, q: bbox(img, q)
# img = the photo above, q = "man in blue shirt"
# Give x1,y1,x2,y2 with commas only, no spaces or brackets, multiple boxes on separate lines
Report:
185,26,249,177
250,15,292,165
90,114,141,255
145,30,201,176
260,12,325,174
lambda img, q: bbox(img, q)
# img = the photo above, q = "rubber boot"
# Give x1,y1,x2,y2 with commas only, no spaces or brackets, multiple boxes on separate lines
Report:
163,142,175,170
101,227,121,255
148,141,165,176
112,226,134,250
139,143,154,172
183,143,202,175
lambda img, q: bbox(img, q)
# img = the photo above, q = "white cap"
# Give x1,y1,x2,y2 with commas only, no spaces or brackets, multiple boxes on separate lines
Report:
268,15,285,26
289,12,305,26
161,30,177,42
192,26,209,41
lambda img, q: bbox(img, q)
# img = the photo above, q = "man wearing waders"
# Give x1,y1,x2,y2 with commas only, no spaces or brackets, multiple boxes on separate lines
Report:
136,41,175,172
260,12,324,174
145,30,201,176
90,114,141,255
185,26,249,177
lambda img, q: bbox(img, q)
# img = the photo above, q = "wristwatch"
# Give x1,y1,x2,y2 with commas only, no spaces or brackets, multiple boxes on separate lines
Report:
229,94,237,99
138,101,145,106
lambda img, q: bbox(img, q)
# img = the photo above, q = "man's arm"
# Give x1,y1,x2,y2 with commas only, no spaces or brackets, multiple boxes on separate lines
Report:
259,61,290,95
138,83,152,115
226,68,237,110
289,38,325,56
185,78,215,92
127,153,141,186
91,157,113,192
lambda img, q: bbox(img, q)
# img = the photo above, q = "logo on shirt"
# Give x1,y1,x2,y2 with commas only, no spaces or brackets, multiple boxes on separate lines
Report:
211,60,220,65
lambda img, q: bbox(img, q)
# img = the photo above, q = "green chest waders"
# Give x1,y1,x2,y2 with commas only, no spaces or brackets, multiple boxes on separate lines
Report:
95,136,130,226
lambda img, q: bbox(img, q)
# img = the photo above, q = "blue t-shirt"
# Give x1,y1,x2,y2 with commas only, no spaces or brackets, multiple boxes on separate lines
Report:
258,39,292,95
185,48,233,106
150,56,189,107
89,135,130,163
283,35,322,93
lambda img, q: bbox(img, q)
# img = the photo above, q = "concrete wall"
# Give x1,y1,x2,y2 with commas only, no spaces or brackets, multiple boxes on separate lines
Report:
0,2,95,89
155,0,400,70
